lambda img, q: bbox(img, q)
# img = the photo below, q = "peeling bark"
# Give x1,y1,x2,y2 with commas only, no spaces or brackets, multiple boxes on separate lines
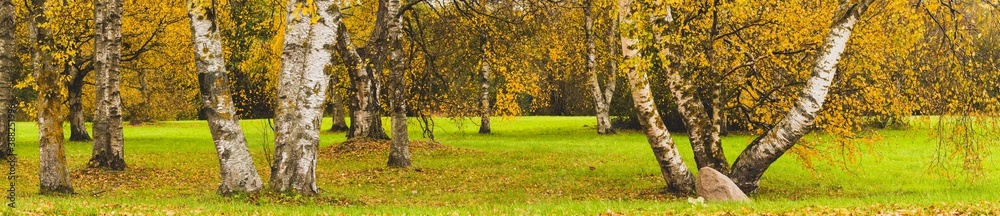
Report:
90,0,125,170
33,0,73,194
270,0,340,195
728,0,872,193
187,0,263,195
618,0,694,194
0,0,14,158
383,0,410,168
478,60,491,134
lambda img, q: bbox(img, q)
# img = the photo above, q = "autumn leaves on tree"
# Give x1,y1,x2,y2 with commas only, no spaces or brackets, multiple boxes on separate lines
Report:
183,0,416,196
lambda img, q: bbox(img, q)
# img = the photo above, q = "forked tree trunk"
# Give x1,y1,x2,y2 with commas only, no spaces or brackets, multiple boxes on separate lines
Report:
0,0,14,159
337,20,389,141
651,9,728,173
603,13,619,130
329,77,349,132
383,0,410,168
584,0,615,135
338,27,373,139
90,0,125,170
270,0,340,195
617,0,693,194
478,60,491,134
354,0,394,141
728,0,872,193
186,0,263,195
67,70,91,142
33,0,73,194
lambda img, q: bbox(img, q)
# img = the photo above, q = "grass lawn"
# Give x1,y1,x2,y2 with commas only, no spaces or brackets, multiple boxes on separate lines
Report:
2,116,999,215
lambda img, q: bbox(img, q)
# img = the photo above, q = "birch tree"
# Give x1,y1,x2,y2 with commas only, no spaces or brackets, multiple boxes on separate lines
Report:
613,0,874,194
270,0,340,195
384,0,411,168
651,5,728,173
336,19,390,140
583,0,616,135
187,0,263,195
727,0,873,193
478,59,491,134
0,0,13,158
90,0,126,170
617,0,694,194
33,0,74,194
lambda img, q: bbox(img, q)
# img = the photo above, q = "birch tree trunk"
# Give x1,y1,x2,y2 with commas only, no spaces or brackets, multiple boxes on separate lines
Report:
336,26,375,139
603,13,619,129
383,0,410,168
33,0,74,194
270,0,340,195
346,0,393,141
617,0,693,194
478,60,491,134
67,68,91,141
0,0,13,159
329,76,349,132
728,0,872,193
651,10,729,173
187,0,263,195
337,23,389,141
90,0,125,170
584,0,615,135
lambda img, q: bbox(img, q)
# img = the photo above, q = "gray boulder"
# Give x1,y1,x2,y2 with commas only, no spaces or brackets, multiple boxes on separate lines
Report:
695,167,751,202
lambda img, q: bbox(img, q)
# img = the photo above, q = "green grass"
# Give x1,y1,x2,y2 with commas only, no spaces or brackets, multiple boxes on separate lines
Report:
2,116,999,215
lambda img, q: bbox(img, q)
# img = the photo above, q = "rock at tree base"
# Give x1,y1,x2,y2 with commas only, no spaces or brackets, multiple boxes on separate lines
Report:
695,167,750,202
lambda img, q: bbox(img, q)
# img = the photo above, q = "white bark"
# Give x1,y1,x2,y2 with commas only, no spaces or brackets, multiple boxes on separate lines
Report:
187,0,263,195
384,0,411,168
335,16,389,140
90,0,126,170
618,0,694,194
478,60,492,134
650,11,729,173
729,0,872,193
270,0,340,195
584,0,615,135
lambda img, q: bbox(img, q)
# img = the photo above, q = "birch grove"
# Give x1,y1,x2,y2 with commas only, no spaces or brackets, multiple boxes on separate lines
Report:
8,0,995,202
616,0,875,194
